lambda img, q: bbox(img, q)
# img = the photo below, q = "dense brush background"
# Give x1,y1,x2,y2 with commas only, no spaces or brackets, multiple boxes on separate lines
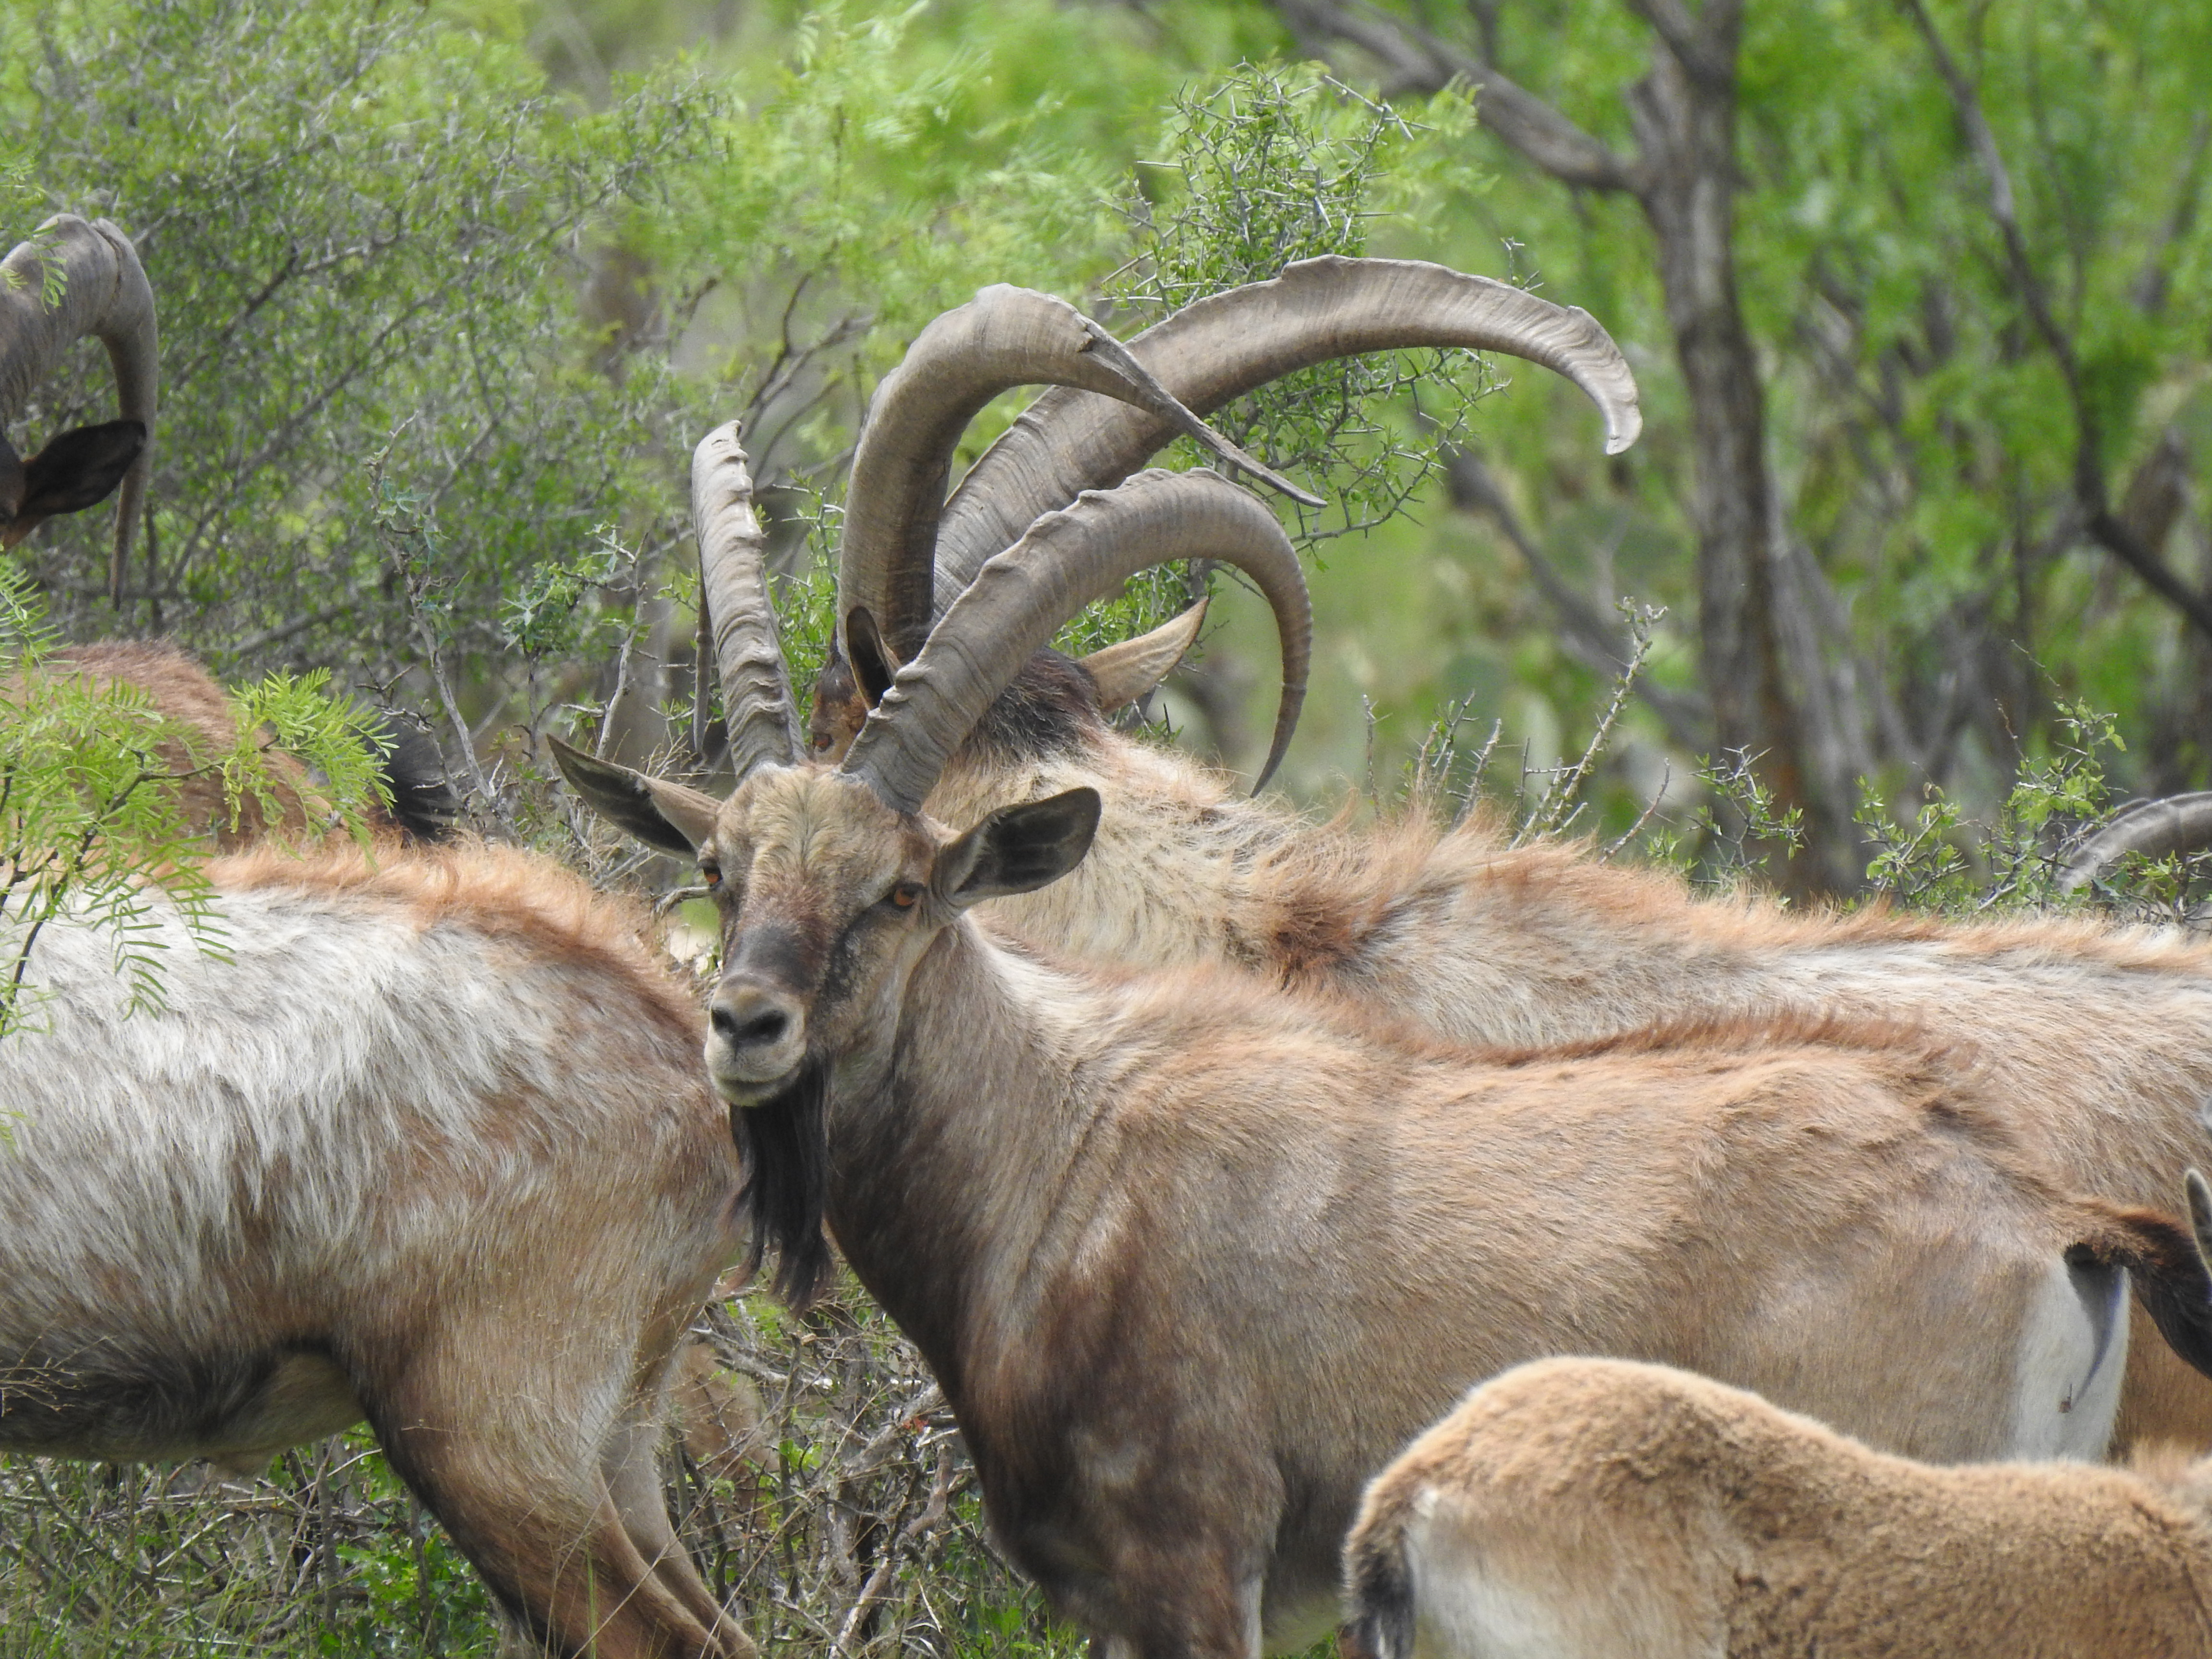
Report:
4,0,2212,1651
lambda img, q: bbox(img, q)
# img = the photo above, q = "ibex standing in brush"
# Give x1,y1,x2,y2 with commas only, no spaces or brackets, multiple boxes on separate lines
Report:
560,426,2212,1659
0,422,824,1657
0,841,755,1659
788,261,2212,1450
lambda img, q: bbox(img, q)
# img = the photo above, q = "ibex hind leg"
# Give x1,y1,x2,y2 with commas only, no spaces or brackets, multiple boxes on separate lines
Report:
368,1383,728,1658
601,1397,755,1657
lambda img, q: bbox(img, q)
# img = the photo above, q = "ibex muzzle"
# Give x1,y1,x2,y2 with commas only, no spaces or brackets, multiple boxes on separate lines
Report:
709,979,807,1094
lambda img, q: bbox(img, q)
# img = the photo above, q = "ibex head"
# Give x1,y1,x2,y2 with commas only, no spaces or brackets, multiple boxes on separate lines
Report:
555,422,1299,1296
0,216,158,598
632,765,1099,1105
808,257,1643,768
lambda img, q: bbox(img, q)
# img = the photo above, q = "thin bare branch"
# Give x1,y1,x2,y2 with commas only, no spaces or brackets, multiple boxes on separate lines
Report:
1274,0,1644,194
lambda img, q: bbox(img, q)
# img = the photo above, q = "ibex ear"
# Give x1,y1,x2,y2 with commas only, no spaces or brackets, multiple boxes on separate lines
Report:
1,420,147,547
548,735,721,857
844,606,901,709
935,787,1101,908
1078,599,1208,712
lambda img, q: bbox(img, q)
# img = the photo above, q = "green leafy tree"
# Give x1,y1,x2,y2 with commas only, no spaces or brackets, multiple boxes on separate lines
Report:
1269,0,2212,889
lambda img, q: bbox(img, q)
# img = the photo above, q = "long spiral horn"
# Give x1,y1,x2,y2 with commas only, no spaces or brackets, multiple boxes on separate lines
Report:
841,470,1310,815
930,256,1641,616
693,421,801,780
2057,792,2212,893
839,283,1318,661
0,216,158,600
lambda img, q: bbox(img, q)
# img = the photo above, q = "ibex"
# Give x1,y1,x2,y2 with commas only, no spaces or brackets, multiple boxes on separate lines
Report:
793,263,2212,1450
0,401,790,1656
0,216,455,843
1343,1289,2212,1659
0,837,755,1659
558,428,2212,1659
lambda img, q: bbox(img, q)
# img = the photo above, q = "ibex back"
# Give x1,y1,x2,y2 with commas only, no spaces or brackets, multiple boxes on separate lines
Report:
800,262,2212,1453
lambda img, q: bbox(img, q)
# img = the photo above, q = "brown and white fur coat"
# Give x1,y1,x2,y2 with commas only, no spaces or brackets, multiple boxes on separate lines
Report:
0,843,749,1659
829,663,2212,1449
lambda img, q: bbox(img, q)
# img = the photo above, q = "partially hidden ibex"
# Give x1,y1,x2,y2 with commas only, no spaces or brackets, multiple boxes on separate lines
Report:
558,424,2212,1659
1344,1274,2212,1659
792,261,2212,1451
0,328,783,1652
0,216,455,843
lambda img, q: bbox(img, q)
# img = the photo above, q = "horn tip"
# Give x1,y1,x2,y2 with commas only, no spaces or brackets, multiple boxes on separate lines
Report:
1602,405,1644,455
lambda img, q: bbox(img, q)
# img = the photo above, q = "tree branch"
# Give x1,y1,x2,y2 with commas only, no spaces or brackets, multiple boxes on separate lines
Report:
1622,0,1734,90
1273,0,1645,194
1901,0,2212,647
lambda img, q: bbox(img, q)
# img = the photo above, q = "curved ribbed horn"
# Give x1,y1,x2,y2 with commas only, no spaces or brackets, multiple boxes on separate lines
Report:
930,255,1641,615
693,421,801,780
2057,792,2212,893
0,216,157,601
842,470,1310,815
840,283,1319,661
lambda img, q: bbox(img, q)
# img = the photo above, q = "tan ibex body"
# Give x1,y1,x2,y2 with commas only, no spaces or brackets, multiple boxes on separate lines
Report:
1345,1351,2212,1659
0,220,761,1654
800,262,2212,1450
562,426,2212,1659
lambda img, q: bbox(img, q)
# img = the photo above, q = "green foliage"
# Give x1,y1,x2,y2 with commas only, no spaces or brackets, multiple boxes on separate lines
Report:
1044,62,1498,663
0,563,383,1041
501,525,638,661
8,0,715,698
1289,0,2212,842
0,1438,499,1656
1118,61,1495,530
1853,702,2128,911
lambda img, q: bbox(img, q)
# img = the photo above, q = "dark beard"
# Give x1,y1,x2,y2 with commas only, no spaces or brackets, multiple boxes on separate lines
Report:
731,1057,834,1308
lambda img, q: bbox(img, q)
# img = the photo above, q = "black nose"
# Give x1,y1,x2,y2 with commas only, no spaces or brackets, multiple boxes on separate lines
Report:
712,1003,789,1048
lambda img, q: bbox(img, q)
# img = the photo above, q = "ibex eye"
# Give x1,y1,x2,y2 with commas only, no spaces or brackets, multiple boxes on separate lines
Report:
700,865,723,890
811,732,832,752
890,882,924,910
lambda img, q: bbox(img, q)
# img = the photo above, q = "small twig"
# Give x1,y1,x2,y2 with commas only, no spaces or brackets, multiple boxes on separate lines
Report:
1603,759,1671,863
1534,604,1659,835
1452,718,1505,826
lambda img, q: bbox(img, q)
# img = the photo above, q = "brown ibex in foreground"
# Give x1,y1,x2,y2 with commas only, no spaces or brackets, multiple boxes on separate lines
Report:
793,263,2212,1451
1344,1256,2212,1659
558,428,2212,1659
